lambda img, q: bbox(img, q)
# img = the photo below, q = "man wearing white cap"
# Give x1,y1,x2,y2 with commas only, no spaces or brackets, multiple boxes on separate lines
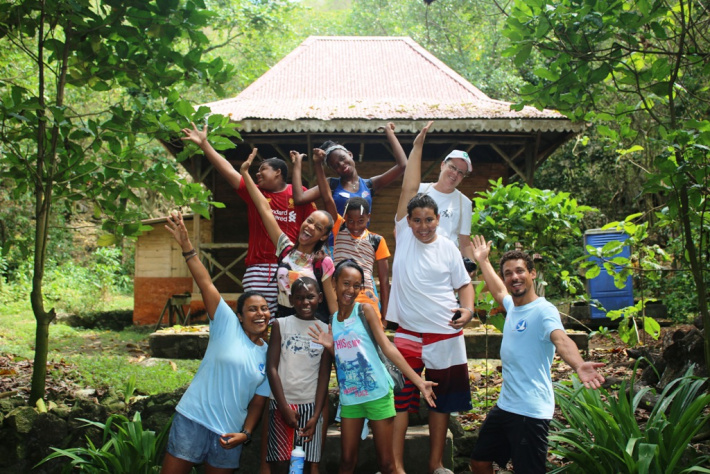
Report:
418,150,475,260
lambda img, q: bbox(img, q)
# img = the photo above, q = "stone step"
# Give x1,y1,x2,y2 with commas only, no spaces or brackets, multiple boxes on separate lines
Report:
236,422,453,473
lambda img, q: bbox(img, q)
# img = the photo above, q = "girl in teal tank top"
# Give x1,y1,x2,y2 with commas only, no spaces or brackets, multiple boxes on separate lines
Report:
309,260,437,474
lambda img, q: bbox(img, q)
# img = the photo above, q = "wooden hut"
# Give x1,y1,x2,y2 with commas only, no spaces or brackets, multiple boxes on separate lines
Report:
134,36,582,325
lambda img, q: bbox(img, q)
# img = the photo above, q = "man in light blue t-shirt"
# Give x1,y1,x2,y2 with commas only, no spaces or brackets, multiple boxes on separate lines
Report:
469,235,605,474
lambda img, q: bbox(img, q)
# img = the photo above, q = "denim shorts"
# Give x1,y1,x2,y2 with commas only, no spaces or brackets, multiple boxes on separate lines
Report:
167,412,242,469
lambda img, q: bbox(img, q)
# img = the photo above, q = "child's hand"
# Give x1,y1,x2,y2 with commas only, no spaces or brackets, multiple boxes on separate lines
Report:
385,122,396,134
289,150,306,164
308,324,333,351
180,122,208,147
165,212,190,250
418,380,438,408
279,405,300,429
413,121,433,147
239,148,259,175
299,416,318,443
312,148,326,164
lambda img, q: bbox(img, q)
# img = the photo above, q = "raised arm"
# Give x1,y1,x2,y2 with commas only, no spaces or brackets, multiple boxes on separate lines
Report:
395,121,433,221
289,150,319,207
312,148,338,218
470,235,509,305
181,122,242,191
239,149,284,247
551,329,605,389
370,122,408,192
165,212,220,318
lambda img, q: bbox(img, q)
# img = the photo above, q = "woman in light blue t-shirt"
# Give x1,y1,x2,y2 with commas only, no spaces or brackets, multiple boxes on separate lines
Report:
161,211,271,474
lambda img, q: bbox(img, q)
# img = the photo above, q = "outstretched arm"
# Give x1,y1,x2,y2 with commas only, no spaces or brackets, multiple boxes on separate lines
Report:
470,235,508,306
181,122,242,191
551,329,605,390
363,304,437,408
165,212,220,319
395,121,433,221
312,148,338,218
370,122,408,193
239,149,284,248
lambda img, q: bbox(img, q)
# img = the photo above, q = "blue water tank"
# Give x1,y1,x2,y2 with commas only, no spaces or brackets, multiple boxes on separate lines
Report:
584,230,634,319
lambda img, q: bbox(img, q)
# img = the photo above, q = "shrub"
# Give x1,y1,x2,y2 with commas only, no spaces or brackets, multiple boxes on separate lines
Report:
549,366,710,473
36,412,172,473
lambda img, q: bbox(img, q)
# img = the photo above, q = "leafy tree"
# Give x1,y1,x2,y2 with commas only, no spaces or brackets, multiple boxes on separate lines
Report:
504,0,710,369
0,0,238,405
470,179,598,297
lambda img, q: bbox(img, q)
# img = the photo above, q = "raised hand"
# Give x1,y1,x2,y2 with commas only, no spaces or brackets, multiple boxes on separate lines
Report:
239,148,259,175
470,235,492,264
181,122,208,147
290,150,306,164
165,212,190,250
308,323,333,353
312,147,326,164
413,120,433,147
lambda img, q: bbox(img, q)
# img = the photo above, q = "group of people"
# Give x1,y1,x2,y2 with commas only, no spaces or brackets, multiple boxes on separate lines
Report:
159,121,604,474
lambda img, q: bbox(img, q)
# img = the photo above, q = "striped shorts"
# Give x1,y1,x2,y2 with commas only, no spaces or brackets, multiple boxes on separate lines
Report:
266,400,323,463
393,327,472,414
242,263,279,315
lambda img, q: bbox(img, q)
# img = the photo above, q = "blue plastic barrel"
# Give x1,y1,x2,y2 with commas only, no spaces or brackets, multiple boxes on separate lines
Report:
584,230,634,319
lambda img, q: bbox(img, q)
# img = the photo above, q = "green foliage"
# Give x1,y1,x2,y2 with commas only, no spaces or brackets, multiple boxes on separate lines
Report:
503,0,710,367
37,412,173,473
471,179,598,297
549,367,710,473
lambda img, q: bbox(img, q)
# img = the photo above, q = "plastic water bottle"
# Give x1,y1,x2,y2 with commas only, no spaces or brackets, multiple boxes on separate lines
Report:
288,444,305,474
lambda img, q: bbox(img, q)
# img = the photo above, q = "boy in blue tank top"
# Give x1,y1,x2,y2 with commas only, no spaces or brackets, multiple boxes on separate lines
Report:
469,235,605,474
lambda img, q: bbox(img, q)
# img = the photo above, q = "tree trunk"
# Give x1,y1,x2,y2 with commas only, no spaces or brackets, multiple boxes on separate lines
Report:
677,164,710,373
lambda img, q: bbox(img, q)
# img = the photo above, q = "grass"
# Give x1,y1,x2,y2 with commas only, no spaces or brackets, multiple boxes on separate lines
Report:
0,293,200,398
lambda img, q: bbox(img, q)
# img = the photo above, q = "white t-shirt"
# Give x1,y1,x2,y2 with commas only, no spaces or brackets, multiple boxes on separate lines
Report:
273,315,328,404
386,217,471,333
418,183,472,247
497,295,565,419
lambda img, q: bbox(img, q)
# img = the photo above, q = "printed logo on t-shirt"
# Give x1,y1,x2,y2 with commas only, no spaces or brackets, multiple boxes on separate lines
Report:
362,191,370,199
258,363,266,375
288,198,295,209
441,209,453,218
288,211,296,223
515,320,527,333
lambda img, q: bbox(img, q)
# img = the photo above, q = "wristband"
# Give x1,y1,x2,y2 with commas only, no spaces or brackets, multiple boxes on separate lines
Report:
181,249,196,256
462,307,474,319
240,429,252,446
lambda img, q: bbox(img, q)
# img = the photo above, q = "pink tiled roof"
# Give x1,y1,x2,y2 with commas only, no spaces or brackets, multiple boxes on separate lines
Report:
205,37,578,133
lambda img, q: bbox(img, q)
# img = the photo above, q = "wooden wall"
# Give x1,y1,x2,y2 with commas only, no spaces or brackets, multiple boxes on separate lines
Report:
133,218,212,325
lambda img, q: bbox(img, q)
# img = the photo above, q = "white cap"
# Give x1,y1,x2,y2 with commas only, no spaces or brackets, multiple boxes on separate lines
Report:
444,150,472,173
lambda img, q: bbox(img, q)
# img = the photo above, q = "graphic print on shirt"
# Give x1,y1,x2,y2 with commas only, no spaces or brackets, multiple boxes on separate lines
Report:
334,329,377,398
515,320,528,333
259,363,266,375
284,333,324,358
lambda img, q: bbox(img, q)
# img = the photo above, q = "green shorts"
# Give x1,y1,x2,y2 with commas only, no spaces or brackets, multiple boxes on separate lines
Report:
340,389,395,421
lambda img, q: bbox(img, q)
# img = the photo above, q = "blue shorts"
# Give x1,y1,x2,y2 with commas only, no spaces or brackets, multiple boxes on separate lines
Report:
167,412,242,469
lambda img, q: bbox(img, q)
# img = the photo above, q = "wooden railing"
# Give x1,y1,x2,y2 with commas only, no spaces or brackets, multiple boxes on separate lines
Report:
198,243,249,288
